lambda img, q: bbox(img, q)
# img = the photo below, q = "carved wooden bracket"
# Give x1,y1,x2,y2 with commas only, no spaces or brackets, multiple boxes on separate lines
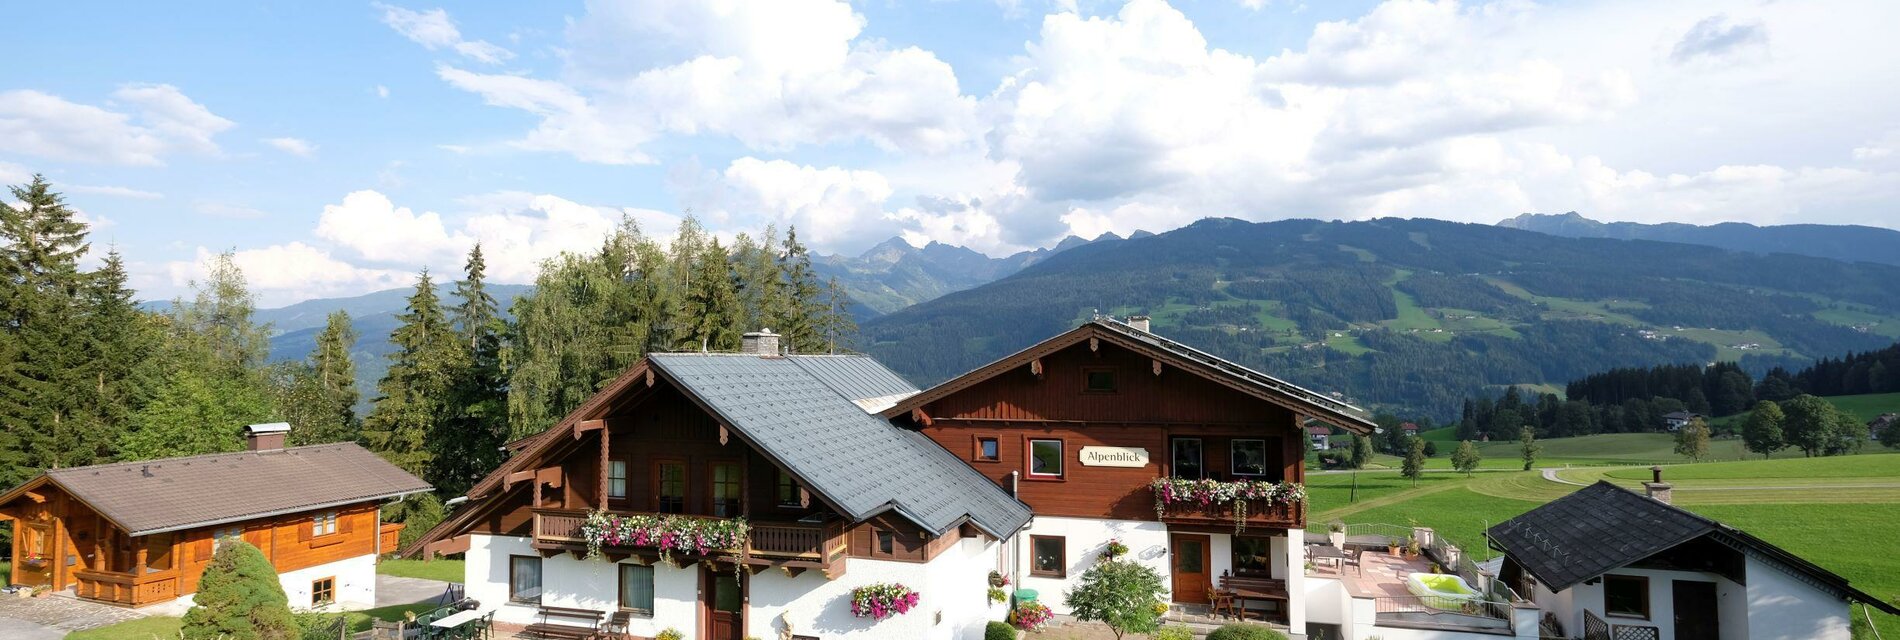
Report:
646,369,655,387
799,486,811,508
719,425,730,445
574,419,605,439
1153,359,1163,376
1029,358,1043,378
1089,337,1100,352
911,408,934,427
781,566,806,578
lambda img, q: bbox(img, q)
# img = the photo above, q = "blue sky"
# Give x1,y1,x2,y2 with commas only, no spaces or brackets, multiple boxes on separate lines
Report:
4,0,1898,306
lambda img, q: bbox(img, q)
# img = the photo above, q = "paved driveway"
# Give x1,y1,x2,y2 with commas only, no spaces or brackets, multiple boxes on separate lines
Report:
378,574,452,607
0,591,149,637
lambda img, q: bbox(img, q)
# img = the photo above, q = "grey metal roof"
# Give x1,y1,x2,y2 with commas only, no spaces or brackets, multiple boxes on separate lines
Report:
11,443,432,536
1487,482,1899,614
649,353,1031,538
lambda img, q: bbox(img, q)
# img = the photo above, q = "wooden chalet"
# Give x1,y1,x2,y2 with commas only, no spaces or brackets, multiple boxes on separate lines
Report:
0,423,430,609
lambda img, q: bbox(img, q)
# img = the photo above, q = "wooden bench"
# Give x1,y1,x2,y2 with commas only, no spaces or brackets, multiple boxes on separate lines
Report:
523,605,604,640
1217,574,1289,623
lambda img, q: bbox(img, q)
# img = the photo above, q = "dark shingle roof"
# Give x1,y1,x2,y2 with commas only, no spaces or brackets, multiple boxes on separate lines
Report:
649,353,1031,538
15,443,431,536
1488,481,1899,614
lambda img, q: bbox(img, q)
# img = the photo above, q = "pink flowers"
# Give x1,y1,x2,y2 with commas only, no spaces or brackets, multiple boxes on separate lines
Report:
1148,477,1306,532
1009,601,1053,631
850,583,920,620
579,510,749,562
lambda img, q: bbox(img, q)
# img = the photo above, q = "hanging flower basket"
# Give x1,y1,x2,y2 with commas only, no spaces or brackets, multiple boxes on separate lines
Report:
1148,477,1306,532
579,511,748,562
850,582,920,620
1102,538,1129,560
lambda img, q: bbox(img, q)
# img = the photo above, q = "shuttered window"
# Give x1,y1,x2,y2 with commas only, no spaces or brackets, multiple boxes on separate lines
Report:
312,511,338,536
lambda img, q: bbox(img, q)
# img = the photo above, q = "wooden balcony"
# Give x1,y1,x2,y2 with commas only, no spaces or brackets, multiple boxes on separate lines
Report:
74,569,178,607
531,508,846,574
1157,498,1304,530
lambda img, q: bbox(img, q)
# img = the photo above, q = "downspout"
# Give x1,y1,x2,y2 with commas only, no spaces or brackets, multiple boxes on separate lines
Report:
1008,471,1023,588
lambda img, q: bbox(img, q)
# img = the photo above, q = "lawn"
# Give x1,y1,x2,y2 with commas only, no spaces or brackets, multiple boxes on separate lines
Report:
1823,392,1900,423
64,600,445,639
1599,454,1900,481
377,558,465,583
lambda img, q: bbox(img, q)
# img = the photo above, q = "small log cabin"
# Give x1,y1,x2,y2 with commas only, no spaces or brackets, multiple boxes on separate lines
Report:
0,423,431,612
410,319,1373,640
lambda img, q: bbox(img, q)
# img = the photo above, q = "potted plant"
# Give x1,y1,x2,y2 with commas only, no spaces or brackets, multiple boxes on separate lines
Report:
1327,521,1347,549
1387,537,1402,556
1102,538,1129,560
1405,536,1422,558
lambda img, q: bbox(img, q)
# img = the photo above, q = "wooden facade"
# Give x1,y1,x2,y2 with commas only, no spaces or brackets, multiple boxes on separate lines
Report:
900,328,1310,529
445,375,987,577
1,480,395,607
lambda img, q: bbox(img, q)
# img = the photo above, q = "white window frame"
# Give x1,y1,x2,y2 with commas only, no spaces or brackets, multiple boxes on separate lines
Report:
312,511,338,536
608,461,627,499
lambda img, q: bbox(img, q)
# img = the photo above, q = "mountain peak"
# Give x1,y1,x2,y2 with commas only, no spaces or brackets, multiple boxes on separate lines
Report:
858,236,921,265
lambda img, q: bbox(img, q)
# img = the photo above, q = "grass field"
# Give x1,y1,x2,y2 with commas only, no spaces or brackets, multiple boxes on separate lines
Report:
65,600,444,639
377,558,465,583
1318,452,1900,637
1380,431,1899,470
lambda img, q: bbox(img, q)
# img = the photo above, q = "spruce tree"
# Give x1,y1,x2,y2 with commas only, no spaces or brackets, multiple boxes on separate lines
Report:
818,277,857,353
364,270,462,477
181,540,295,640
280,311,360,447
0,175,95,472
775,227,825,353
1400,438,1425,486
433,245,509,495
682,238,742,351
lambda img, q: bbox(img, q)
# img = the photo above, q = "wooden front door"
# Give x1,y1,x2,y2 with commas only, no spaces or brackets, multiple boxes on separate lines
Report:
701,565,744,640
1169,533,1211,604
1672,580,1719,640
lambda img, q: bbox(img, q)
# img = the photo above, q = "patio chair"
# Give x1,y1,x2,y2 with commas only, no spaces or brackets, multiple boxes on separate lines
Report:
1342,547,1363,575
1208,581,1238,620
603,610,635,640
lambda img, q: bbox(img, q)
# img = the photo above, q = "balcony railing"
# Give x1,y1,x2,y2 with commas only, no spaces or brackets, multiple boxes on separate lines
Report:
1372,595,1512,633
531,508,832,561
1157,499,1302,527
74,569,178,607
1149,477,1306,530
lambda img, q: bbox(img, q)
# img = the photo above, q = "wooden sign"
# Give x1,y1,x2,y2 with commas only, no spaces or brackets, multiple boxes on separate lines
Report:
1078,446,1150,467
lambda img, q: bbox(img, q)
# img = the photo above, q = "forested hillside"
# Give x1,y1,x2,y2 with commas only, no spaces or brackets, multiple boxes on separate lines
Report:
811,233,1124,317
1499,212,1900,267
862,217,1900,419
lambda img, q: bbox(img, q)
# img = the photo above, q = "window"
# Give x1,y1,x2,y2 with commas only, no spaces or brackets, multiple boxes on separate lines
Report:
976,437,1000,462
875,530,897,557
618,564,655,615
711,462,742,517
655,461,686,514
212,526,243,552
1172,438,1204,480
311,577,335,607
144,533,173,573
608,461,627,500
1029,439,1064,478
1084,368,1118,393
1604,575,1649,619
312,511,338,537
776,470,802,508
1232,537,1270,576
1231,439,1268,476
1030,536,1066,578
509,555,543,604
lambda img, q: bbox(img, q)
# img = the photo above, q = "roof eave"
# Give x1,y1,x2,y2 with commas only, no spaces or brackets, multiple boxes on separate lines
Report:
126,486,433,537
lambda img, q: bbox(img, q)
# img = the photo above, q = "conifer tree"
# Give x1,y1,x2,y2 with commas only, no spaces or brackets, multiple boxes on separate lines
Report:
124,253,277,459
181,540,295,640
775,227,825,353
1401,438,1426,486
432,245,509,495
364,270,462,476
818,277,856,353
0,175,96,472
682,238,742,351
280,311,359,447
730,227,786,333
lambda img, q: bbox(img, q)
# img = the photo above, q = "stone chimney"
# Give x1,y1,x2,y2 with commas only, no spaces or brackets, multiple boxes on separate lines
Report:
741,329,781,356
1643,466,1673,505
1127,315,1152,332
244,422,291,452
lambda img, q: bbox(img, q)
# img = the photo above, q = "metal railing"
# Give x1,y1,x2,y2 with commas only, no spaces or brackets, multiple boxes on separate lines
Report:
1371,595,1513,631
1584,610,1610,640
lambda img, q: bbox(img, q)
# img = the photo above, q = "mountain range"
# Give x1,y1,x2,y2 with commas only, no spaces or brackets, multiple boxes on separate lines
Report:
1498,212,1900,267
227,215,1900,420
859,217,1900,419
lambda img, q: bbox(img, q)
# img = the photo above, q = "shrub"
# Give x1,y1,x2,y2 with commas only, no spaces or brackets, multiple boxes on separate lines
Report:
1064,559,1169,639
182,540,296,640
1205,623,1289,640
985,620,1018,640
656,630,684,640
1153,624,1195,640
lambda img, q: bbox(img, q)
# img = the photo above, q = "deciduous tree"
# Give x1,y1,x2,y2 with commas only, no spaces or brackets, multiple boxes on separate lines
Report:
1401,438,1426,486
1450,440,1481,476
1063,559,1167,640
1740,400,1785,459
1519,427,1541,471
1674,417,1710,462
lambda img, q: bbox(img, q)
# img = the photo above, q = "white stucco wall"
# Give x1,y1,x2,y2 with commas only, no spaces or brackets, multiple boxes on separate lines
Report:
466,532,1009,640
1530,566,1751,640
1012,516,1169,615
1745,554,1851,640
283,554,378,611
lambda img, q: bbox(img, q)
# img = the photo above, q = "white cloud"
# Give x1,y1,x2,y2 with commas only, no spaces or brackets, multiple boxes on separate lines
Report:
424,0,976,164
376,85,391,98
1670,14,1769,66
167,243,410,307
375,3,513,64
0,84,232,165
69,184,164,200
262,137,316,157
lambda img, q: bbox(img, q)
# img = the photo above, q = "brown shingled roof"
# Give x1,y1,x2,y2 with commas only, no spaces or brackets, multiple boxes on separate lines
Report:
2,443,431,536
